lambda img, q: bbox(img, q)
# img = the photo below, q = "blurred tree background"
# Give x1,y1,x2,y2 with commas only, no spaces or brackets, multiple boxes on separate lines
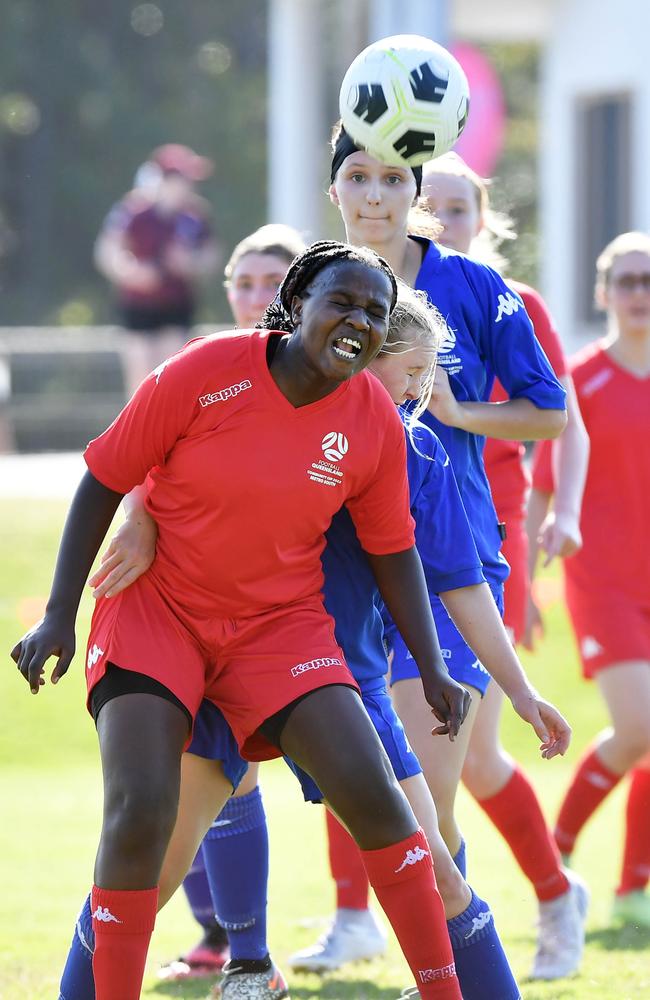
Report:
0,1,540,327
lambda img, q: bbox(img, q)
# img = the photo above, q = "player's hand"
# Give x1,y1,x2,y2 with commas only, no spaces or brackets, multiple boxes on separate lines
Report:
89,512,158,599
423,673,471,742
10,612,76,694
522,594,544,651
510,687,571,759
538,510,582,566
426,366,463,428
119,258,161,293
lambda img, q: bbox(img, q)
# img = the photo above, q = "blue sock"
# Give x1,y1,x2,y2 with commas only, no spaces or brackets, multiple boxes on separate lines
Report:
202,786,269,961
447,889,520,1000
59,893,95,1000
453,838,467,878
182,847,218,930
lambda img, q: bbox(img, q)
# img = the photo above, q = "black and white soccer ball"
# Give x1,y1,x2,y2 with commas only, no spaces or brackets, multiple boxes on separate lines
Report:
339,34,470,167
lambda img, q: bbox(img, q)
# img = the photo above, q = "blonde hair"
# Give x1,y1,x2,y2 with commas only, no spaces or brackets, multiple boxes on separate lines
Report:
380,280,445,421
595,231,650,287
224,224,306,284
422,152,516,269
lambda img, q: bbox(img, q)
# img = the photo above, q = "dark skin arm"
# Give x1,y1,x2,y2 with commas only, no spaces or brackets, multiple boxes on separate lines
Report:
366,547,471,740
11,470,125,693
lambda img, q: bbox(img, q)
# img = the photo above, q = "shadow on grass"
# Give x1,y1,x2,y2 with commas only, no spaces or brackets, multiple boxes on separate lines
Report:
150,975,400,999
586,923,650,951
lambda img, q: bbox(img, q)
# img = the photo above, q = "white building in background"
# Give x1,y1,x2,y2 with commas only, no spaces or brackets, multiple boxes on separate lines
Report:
268,0,646,349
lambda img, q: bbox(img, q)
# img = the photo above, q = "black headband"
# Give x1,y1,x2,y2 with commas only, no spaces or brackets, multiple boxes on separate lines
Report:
330,129,422,197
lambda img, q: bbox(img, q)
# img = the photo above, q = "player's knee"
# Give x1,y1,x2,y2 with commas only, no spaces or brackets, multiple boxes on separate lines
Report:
336,762,416,848
103,778,178,861
614,726,650,767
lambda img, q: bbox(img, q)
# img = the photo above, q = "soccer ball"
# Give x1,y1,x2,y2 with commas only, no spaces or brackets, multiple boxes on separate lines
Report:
339,34,470,167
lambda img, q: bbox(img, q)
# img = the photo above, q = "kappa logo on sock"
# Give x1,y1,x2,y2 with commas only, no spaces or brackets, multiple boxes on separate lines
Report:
585,770,614,789
464,908,492,939
92,905,122,924
394,845,430,873
418,961,457,982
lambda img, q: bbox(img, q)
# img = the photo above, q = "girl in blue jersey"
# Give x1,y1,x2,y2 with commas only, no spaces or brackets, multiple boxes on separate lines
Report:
325,124,569,957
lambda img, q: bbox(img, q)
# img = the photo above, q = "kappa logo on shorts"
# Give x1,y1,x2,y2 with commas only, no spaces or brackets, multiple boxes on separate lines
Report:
199,379,252,407
321,431,349,462
581,636,604,659
87,644,104,671
418,962,457,982
290,656,343,678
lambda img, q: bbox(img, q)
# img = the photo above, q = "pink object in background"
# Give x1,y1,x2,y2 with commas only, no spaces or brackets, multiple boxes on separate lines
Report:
451,42,506,177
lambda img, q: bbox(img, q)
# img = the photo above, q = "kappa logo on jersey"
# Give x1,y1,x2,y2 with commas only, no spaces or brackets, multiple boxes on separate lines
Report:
394,844,430,873
291,656,343,678
581,635,604,659
464,908,493,940
199,379,252,407
494,291,522,323
87,644,104,671
437,324,457,354
152,358,172,384
419,963,457,983
322,431,349,462
92,905,122,924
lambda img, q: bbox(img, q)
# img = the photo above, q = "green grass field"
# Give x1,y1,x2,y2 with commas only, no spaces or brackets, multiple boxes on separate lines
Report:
1,498,648,999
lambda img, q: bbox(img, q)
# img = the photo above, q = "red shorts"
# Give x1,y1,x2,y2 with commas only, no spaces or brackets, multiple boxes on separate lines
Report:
501,517,529,645
564,579,650,678
84,571,358,761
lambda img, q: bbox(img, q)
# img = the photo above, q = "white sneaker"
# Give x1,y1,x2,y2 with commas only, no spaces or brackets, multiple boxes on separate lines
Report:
288,908,387,973
530,870,590,980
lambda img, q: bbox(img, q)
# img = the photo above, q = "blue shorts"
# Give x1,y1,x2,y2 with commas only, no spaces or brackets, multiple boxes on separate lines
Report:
389,587,504,698
188,699,249,792
286,678,422,803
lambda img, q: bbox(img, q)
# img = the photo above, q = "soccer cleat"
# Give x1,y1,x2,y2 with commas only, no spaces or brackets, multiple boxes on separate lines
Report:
212,958,290,998
288,908,387,973
530,870,589,980
611,890,650,928
157,925,230,981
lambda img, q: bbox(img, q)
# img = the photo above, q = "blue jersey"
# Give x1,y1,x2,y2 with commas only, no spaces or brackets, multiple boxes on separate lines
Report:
321,410,483,684
414,238,567,587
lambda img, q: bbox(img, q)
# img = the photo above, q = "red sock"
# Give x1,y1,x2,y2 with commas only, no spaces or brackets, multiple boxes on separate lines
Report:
361,828,460,999
555,745,622,855
478,766,569,901
91,885,158,1000
617,768,650,895
326,808,370,910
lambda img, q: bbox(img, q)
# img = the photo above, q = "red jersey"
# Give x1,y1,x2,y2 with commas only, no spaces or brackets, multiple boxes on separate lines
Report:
484,282,567,520
532,340,650,599
85,330,415,619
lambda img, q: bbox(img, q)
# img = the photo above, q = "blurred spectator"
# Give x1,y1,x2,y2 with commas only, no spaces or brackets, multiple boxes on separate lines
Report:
94,144,220,398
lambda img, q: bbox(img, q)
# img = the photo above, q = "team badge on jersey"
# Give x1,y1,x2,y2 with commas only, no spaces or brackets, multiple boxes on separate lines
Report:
307,431,349,487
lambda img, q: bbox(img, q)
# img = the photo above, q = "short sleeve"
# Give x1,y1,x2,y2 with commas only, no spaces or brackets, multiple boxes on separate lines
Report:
466,264,567,411
346,400,415,555
409,428,485,593
84,345,200,494
531,438,554,494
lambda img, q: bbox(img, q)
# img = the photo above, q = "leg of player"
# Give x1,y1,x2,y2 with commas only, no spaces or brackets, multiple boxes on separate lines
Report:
555,660,650,925
615,753,650,926
390,677,481,860
462,681,588,980
277,684,462,1000
59,749,236,1000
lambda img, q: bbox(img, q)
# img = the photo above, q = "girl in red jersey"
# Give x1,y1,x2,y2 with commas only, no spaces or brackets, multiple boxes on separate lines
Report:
530,232,650,928
12,242,473,1000
417,153,591,980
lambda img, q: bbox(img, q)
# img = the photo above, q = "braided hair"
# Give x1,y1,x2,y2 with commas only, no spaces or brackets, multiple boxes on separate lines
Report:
258,240,398,334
